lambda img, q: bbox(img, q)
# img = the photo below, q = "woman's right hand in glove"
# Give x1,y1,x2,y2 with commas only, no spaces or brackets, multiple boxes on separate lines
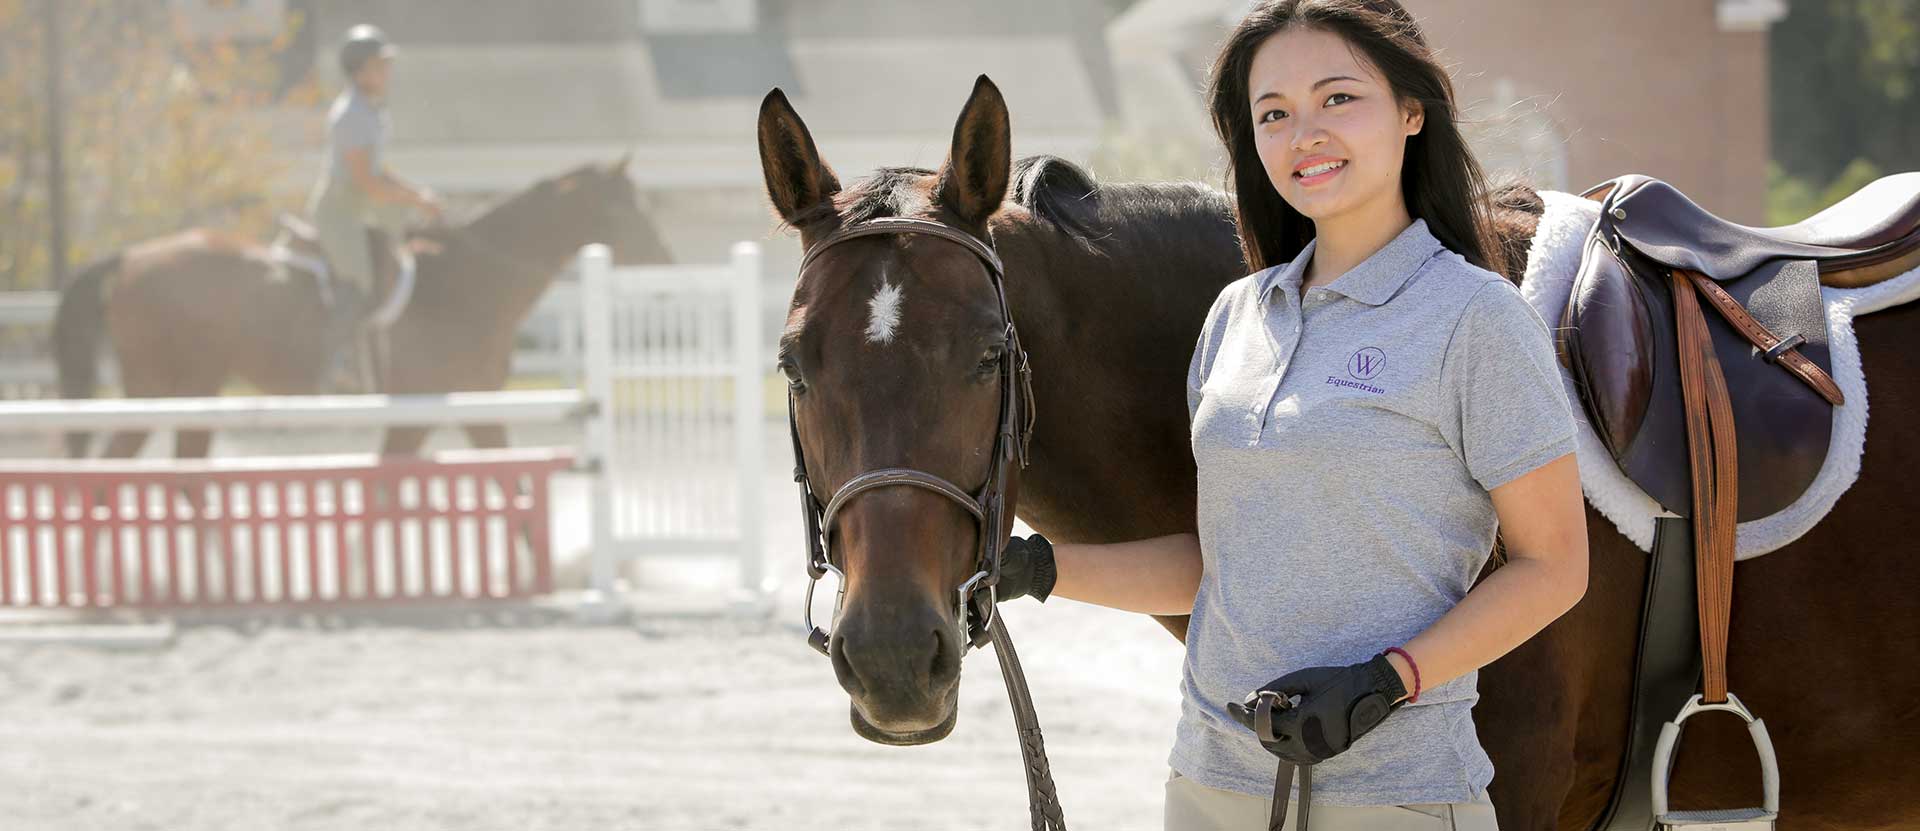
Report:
994,533,1057,603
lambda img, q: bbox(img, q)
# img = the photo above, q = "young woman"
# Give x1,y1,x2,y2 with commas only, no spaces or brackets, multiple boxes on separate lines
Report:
994,2,1588,828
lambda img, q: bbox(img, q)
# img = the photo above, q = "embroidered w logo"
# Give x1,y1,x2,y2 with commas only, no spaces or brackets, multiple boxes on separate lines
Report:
1348,347,1386,381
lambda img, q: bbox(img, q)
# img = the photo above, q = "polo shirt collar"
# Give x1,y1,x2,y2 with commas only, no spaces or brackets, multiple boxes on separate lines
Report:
1258,217,1446,307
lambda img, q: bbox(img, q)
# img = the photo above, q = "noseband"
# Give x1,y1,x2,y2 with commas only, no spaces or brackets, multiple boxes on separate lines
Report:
792,217,1036,654
788,217,1064,831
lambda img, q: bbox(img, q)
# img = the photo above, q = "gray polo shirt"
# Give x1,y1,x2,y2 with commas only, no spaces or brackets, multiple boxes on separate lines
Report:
322,90,389,196
1171,217,1577,806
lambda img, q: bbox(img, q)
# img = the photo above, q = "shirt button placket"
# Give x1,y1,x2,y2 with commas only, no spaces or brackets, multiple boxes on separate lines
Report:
1254,301,1302,441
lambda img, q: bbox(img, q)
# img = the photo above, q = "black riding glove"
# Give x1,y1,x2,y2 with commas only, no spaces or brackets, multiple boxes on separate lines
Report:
993,533,1057,603
1225,653,1407,765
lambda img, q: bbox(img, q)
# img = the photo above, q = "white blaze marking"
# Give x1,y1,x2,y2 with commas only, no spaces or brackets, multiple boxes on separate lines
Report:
866,281,904,344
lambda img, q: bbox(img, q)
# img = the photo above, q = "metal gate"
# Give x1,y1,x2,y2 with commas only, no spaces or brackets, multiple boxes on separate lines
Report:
578,243,766,595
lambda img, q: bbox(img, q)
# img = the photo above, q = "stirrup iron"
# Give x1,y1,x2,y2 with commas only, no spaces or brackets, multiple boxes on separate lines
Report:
1651,692,1780,830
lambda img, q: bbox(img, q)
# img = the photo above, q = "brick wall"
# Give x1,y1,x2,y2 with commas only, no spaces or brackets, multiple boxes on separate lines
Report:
1413,0,1771,222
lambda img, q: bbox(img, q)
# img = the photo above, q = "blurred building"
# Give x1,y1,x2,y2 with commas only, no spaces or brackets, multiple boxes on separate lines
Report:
1110,0,1787,222
289,0,1120,269
175,0,1786,261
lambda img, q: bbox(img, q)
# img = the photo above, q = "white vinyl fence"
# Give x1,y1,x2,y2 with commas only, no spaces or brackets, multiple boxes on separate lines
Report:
578,243,766,596
0,243,774,601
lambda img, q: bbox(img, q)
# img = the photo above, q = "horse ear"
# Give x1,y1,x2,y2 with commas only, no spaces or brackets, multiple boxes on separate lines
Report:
757,88,841,225
935,75,1011,229
610,150,632,176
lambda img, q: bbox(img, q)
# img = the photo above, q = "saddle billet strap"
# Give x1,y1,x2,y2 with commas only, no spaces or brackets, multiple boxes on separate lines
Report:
1591,517,1704,831
1682,270,1844,406
1671,270,1739,705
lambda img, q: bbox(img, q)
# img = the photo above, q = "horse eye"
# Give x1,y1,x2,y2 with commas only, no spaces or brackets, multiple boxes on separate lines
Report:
778,358,805,390
976,347,1004,375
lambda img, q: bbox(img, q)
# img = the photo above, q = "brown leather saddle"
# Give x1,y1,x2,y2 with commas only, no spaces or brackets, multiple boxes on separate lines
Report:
276,214,402,305
1565,172,1920,831
1560,173,1920,523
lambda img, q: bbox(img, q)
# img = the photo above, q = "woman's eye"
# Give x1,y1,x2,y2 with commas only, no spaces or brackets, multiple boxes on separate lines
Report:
1325,92,1355,106
1258,108,1287,124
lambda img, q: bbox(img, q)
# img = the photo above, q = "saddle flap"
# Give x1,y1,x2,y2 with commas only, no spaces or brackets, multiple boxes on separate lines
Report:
1561,228,1656,459
1566,238,1837,521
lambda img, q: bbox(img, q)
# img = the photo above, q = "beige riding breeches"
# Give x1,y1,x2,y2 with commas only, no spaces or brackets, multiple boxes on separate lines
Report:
1164,770,1500,831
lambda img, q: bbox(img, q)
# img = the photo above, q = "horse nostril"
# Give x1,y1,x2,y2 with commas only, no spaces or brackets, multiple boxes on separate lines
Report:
830,631,868,697
929,625,960,687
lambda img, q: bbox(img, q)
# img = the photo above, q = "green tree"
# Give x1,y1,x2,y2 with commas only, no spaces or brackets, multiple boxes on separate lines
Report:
1771,0,1919,211
1768,157,1885,224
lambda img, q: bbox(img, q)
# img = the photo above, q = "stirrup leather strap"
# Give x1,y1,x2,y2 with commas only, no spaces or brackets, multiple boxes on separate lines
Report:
1670,269,1737,704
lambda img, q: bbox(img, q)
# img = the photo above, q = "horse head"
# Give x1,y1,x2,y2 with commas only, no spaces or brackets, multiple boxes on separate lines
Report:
759,76,1026,745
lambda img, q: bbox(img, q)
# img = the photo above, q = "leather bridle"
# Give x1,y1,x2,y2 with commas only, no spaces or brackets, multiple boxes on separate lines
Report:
788,216,1064,831
793,217,1036,654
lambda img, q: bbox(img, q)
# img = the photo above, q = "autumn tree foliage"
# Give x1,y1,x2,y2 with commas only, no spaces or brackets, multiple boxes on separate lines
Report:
0,0,316,290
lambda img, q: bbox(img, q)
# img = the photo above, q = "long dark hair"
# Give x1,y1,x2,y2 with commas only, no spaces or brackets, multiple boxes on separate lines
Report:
1205,0,1504,277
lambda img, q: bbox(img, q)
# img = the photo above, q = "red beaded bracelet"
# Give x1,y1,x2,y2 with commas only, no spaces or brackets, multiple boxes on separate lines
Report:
1384,646,1421,703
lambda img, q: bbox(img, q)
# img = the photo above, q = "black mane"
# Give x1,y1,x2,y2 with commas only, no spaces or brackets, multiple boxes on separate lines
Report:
1011,156,1234,259
790,155,1236,263
784,166,937,230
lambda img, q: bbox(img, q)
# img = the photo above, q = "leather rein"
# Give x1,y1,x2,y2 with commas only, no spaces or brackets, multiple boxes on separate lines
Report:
789,217,1063,830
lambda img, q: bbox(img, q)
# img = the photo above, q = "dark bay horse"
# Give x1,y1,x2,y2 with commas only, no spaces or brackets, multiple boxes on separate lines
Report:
52,159,660,458
762,77,1920,830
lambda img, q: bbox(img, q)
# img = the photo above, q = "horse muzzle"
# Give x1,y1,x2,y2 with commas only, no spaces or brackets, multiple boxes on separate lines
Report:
828,606,964,743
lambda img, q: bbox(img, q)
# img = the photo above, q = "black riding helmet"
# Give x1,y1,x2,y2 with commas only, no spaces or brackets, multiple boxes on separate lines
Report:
338,24,397,77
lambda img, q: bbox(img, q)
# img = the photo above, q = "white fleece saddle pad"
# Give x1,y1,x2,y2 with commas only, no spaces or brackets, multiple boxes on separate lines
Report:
1520,190,1920,560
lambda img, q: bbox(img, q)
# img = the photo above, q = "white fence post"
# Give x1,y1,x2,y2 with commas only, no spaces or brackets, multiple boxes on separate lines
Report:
730,242,766,595
558,293,581,388
579,244,618,599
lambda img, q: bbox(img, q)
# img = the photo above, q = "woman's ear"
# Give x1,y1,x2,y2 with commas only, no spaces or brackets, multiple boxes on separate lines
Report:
1404,100,1425,136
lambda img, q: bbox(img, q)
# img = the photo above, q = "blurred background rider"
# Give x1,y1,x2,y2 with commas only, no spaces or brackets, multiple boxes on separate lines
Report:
306,23,442,392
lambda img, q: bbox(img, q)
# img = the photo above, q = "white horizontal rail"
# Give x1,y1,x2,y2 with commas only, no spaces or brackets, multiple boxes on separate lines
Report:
0,353,564,386
0,286,587,390
0,390,589,433
0,288,586,324
599,270,740,293
0,291,57,325
0,446,573,474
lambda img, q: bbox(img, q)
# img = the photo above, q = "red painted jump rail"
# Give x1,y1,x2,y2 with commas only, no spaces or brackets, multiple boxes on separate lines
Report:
0,449,571,610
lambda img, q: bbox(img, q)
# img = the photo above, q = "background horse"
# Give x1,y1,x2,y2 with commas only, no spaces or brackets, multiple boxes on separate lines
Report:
51,159,661,458
761,77,1920,829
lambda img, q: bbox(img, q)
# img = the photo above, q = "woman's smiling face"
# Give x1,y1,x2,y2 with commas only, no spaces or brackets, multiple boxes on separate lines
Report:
1247,26,1423,224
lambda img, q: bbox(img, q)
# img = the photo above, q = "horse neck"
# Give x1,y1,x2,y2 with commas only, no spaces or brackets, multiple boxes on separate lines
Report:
447,197,594,316
988,206,1242,543
993,203,1240,340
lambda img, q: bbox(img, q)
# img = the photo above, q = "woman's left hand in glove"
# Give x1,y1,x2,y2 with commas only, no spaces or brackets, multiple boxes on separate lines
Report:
1225,652,1408,765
